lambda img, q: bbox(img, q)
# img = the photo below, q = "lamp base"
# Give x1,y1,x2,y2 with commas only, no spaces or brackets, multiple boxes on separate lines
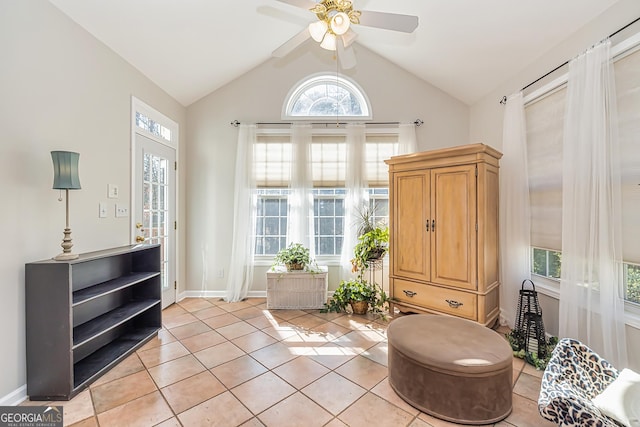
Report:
54,227,78,261
53,252,79,261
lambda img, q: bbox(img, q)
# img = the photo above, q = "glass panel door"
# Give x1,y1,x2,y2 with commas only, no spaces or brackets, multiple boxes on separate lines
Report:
135,134,176,308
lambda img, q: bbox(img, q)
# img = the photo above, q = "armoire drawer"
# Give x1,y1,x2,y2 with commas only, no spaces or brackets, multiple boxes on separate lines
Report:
392,278,477,320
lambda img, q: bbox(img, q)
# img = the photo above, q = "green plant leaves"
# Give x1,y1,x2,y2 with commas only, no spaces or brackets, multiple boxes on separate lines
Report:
322,278,388,317
352,226,389,273
273,243,311,269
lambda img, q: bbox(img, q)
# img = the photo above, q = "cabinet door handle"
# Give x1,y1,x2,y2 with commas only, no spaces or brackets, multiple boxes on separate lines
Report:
445,299,463,308
431,219,435,232
425,220,429,232
403,290,417,297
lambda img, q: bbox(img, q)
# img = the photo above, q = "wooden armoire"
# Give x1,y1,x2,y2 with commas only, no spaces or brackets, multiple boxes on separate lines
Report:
385,143,502,326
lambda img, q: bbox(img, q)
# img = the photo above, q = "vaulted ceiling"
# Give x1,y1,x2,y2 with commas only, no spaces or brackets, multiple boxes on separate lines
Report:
49,0,620,106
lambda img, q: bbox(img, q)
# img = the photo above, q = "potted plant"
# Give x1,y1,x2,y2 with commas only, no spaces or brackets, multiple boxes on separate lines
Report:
356,205,378,237
351,226,389,273
273,242,311,271
323,204,390,316
322,278,387,315
506,331,559,370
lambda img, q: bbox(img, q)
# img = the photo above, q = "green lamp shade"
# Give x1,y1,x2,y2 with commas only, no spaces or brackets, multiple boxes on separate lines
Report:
51,151,81,190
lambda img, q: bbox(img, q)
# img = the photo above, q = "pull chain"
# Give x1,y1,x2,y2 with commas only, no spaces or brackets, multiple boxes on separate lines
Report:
336,49,340,128
58,190,63,202
335,48,339,127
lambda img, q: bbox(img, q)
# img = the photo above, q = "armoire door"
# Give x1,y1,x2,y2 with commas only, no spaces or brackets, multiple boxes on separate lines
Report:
431,164,477,290
392,170,431,281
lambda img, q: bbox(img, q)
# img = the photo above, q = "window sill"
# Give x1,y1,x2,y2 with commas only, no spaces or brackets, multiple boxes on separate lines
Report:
625,301,640,330
530,274,560,299
254,256,389,269
253,256,344,268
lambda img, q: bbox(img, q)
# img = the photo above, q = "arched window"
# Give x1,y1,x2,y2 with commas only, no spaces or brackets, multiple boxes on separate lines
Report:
283,74,372,120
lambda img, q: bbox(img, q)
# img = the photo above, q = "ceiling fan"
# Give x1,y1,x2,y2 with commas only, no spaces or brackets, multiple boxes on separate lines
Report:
272,0,419,69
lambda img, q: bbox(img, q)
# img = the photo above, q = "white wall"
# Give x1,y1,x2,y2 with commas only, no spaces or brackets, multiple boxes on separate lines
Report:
469,0,640,371
0,1,187,402
186,43,470,295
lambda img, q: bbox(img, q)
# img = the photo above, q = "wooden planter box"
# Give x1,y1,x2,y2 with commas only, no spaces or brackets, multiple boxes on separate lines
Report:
266,266,328,309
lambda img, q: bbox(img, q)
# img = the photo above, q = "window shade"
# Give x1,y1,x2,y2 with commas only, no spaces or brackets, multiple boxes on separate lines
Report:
525,87,566,250
525,45,640,261
254,135,291,187
525,41,640,262
254,130,398,188
365,135,396,187
311,135,346,187
615,47,640,263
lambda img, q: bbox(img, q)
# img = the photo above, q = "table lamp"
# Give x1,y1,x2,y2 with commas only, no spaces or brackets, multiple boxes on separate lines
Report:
51,151,81,261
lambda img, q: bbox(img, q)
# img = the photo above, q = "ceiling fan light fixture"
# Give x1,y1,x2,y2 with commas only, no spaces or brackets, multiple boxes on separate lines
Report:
348,9,361,25
275,0,420,69
330,12,350,35
320,32,337,51
309,20,328,42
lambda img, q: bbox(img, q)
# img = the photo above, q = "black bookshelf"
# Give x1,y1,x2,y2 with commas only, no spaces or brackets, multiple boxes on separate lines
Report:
26,244,161,400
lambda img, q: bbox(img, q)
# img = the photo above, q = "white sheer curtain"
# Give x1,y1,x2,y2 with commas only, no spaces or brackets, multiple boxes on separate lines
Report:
397,123,418,155
559,40,627,368
225,124,257,302
339,123,417,280
287,124,315,255
499,92,531,327
340,124,367,279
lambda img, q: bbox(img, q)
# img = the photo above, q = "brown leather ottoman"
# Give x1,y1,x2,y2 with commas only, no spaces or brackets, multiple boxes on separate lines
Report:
388,314,512,425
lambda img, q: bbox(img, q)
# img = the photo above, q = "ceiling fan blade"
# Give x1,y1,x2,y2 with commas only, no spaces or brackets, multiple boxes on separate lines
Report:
337,38,356,70
357,10,419,33
341,28,358,48
272,27,311,58
274,0,317,10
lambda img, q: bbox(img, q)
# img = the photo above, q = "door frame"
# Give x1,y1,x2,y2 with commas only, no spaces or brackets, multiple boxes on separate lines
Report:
130,96,179,307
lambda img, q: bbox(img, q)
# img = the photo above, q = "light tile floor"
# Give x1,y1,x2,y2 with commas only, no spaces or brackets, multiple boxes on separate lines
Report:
22,298,556,427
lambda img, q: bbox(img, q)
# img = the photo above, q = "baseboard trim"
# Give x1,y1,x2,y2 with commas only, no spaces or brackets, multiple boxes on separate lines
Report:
1,384,27,406
176,290,333,302
178,290,268,301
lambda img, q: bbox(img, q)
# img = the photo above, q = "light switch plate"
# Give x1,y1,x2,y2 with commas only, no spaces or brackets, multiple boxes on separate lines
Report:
115,204,128,218
99,202,108,218
108,184,119,199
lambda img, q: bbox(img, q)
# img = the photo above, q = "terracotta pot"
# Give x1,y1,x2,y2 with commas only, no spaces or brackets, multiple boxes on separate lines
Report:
350,300,369,315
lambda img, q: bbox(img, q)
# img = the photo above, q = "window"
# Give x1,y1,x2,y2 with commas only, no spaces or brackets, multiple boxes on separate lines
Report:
253,130,396,258
368,188,389,226
314,188,345,255
255,189,289,255
532,247,561,280
135,111,173,143
133,97,178,148
253,74,399,258
531,246,640,305
625,263,640,304
312,188,389,257
283,74,371,119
